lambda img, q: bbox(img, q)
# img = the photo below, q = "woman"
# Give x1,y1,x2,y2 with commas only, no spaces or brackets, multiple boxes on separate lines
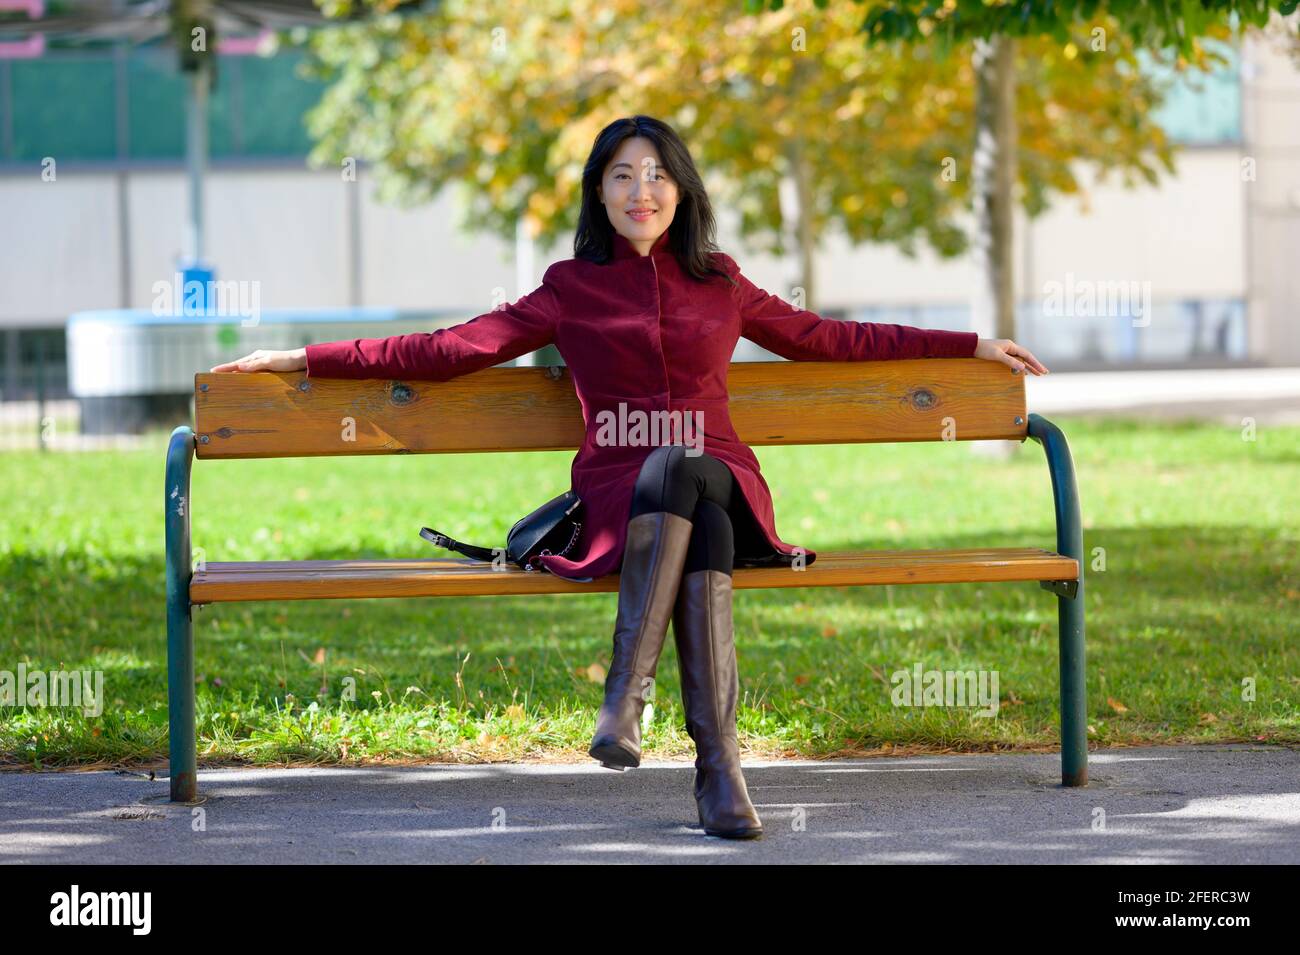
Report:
213,115,1048,840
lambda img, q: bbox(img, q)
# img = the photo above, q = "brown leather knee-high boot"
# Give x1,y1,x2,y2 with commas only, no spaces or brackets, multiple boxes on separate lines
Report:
672,568,763,839
589,510,694,770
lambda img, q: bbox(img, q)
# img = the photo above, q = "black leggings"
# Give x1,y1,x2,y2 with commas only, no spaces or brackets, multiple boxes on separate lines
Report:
629,445,770,575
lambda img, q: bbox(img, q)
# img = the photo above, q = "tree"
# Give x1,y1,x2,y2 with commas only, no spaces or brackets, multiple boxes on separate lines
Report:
765,0,1291,336
301,0,1178,314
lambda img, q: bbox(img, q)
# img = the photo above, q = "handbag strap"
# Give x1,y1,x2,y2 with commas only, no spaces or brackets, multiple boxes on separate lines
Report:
419,527,500,564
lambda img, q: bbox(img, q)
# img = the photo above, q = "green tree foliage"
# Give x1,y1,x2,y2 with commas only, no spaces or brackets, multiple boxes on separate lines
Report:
300,0,1181,264
750,0,1297,56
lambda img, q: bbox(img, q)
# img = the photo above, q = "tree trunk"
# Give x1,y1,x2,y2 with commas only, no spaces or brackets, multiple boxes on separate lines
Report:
787,136,817,312
971,34,1019,460
971,33,1017,342
782,54,818,312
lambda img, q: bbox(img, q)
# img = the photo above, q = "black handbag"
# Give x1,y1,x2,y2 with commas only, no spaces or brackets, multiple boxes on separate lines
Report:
420,489,584,573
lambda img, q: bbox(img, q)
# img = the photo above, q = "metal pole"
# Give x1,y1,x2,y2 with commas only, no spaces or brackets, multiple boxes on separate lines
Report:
166,425,198,801
1027,413,1087,787
184,60,209,264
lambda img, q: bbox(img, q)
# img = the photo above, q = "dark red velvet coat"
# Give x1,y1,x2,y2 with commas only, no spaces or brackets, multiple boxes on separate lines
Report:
305,230,979,581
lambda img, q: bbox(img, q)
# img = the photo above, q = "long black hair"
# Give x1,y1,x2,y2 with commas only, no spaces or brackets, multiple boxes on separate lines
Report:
573,115,737,286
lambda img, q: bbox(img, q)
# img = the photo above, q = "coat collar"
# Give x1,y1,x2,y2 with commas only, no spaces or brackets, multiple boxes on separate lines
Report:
610,229,672,262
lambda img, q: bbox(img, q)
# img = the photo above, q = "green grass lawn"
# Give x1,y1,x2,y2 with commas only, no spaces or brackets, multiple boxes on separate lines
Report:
2,415,1297,770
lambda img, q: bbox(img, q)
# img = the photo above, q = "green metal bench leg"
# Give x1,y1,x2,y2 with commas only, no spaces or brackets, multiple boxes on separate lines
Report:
1027,413,1087,787
166,425,198,802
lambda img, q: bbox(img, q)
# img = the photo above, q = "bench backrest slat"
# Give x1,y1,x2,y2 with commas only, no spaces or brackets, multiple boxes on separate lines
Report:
194,359,1026,459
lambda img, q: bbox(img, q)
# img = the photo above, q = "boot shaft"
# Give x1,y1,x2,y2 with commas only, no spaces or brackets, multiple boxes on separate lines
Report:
589,509,694,769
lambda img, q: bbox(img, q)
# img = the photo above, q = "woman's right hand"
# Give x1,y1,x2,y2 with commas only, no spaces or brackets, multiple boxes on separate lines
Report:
973,337,1048,375
210,348,307,373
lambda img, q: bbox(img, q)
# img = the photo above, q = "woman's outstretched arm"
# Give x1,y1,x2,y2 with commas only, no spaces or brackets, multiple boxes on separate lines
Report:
720,252,1046,373
211,265,562,380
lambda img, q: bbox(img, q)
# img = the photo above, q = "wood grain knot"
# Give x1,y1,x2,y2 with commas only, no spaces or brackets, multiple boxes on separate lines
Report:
389,382,415,405
907,387,938,411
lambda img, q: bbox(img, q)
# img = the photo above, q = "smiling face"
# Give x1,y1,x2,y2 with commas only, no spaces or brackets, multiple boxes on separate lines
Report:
597,136,679,255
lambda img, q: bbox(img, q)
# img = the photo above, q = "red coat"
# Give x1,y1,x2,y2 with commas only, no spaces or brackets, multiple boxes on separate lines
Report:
305,230,978,581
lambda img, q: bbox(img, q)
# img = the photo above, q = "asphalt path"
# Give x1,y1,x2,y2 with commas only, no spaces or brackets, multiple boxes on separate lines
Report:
2,744,1296,864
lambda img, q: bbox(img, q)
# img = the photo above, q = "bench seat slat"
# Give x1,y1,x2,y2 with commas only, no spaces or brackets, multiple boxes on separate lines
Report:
190,548,1079,604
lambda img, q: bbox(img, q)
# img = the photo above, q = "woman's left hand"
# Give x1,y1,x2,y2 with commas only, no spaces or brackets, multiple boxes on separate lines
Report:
974,338,1049,376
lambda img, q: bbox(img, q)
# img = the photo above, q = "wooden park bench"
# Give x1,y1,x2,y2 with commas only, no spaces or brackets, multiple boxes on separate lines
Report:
165,358,1086,802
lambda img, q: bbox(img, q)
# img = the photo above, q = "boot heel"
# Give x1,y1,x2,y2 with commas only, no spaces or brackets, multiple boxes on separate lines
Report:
589,738,639,769
705,826,764,839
